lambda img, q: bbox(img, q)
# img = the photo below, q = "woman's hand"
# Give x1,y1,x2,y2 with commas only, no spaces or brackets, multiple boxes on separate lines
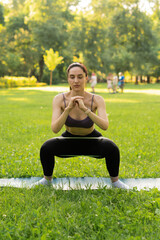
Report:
74,98,87,112
67,96,85,110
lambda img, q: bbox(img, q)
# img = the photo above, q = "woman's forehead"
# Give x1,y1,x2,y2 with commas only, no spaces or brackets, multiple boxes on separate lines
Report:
68,66,85,75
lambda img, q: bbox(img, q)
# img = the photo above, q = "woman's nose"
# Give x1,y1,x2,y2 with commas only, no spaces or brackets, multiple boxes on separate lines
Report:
74,77,78,82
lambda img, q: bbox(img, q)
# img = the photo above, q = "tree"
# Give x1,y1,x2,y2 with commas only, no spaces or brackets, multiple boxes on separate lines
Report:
0,4,4,25
127,1,156,83
149,0,160,81
88,0,158,82
0,24,6,76
43,48,63,85
1,0,159,82
24,0,77,81
73,52,84,63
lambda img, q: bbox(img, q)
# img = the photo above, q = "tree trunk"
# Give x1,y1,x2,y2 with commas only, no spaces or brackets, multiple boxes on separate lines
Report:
140,75,143,83
38,55,44,82
156,77,160,83
147,75,150,84
50,71,53,86
135,75,138,85
29,68,36,77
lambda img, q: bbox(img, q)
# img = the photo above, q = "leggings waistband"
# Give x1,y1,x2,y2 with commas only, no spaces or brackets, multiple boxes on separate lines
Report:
61,129,102,138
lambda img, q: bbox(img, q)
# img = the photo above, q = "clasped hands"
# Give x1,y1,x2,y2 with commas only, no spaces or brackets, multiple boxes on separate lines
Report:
67,96,87,112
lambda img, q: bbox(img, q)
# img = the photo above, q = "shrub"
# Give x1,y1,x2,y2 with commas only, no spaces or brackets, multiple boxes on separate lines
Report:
0,76,47,88
35,82,47,87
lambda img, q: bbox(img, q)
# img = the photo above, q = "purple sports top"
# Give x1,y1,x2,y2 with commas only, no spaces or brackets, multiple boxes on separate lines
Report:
63,93,94,128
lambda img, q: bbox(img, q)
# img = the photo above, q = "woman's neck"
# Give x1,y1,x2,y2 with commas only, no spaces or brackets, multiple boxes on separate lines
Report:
70,90,86,97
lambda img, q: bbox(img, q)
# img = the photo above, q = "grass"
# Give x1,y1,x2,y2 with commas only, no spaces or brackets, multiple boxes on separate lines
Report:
0,83,160,239
1,187,160,240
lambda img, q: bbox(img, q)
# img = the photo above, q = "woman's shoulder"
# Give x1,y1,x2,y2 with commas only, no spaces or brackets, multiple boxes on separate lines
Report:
92,94,105,106
92,93,104,101
85,92,104,105
53,92,68,104
85,92,104,100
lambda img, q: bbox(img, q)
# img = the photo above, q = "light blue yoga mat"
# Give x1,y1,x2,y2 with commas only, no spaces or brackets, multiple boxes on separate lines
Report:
0,177,160,190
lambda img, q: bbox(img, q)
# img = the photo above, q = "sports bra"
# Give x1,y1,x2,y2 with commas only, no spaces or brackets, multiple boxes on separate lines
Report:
63,93,94,128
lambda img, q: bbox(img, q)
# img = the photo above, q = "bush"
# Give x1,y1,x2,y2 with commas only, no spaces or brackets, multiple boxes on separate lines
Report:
36,82,47,87
0,76,47,88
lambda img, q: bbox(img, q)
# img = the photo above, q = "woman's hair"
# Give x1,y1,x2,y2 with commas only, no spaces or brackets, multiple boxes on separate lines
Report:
67,62,88,77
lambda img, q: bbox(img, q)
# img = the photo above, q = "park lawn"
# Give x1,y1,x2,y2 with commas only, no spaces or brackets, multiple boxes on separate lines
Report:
0,83,160,239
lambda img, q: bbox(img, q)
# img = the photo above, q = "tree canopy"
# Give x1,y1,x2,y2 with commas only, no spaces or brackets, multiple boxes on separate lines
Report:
0,0,159,83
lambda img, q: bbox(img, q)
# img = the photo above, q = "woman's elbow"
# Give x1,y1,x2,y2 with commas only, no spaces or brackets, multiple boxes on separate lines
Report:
102,125,108,131
102,121,109,130
51,124,60,134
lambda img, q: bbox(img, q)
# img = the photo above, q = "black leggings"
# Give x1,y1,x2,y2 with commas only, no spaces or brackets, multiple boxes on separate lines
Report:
40,129,120,177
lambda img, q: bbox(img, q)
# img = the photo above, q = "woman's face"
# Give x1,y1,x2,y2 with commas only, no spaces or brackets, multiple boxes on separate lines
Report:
68,66,87,91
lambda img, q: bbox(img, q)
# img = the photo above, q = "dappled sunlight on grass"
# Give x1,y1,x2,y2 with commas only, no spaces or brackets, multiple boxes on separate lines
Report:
7,97,30,102
16,85,160,95
18,86,69,92
104,98,139,103
125,89,160,95
0,90,15,95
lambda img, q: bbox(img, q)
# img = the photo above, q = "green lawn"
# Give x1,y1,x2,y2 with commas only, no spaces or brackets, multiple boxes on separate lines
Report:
0,83,160,239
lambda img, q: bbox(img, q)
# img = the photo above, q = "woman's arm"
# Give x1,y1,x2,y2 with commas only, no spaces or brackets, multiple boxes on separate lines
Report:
51,95,70,133
51,94,84,133
77,95,109,130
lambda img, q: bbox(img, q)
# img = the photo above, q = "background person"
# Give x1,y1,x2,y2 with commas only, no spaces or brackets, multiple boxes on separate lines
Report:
36,62,129,189
112,74,118,93
106,73,113,93
118,72,125,93
90,72,97,93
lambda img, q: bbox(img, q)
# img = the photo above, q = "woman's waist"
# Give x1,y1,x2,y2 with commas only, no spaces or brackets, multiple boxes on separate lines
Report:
63,127,102,137
66,126,94,136
65,126,94,136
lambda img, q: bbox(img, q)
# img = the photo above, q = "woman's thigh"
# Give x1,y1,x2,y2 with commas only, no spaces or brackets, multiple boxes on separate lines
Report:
41,136,117,158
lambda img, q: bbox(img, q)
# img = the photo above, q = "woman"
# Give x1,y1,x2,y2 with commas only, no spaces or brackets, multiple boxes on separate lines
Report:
106,73,113,93
90,72,97,93
38,62,129,189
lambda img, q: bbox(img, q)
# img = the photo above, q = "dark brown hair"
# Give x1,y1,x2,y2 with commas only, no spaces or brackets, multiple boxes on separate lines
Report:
67,62,88,77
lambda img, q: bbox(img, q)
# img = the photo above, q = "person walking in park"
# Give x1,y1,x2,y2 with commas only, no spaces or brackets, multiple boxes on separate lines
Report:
106,73,113,93
37,62,129,189
118,72,125,93
112,74,118,93
90,72,97,93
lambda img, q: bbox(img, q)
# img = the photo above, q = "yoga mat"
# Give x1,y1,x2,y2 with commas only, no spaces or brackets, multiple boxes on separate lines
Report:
0,177,160,190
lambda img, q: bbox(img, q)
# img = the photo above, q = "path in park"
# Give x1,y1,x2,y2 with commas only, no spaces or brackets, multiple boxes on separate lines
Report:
19,86,160,95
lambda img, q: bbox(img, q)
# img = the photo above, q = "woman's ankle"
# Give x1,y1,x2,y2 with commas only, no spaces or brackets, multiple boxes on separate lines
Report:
44,176,52,181
110,176,119,183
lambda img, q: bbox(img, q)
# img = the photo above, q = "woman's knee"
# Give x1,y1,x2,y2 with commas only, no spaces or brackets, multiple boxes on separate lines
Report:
110,141,119,154
40,138,59,155
100,138,120,155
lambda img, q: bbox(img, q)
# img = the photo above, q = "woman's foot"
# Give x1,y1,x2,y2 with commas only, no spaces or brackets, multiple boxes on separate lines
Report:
112,180,129,189
32,178,53,187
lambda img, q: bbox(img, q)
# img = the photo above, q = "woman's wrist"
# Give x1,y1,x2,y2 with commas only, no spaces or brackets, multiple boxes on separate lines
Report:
84,108,91,115
65,106,72,113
